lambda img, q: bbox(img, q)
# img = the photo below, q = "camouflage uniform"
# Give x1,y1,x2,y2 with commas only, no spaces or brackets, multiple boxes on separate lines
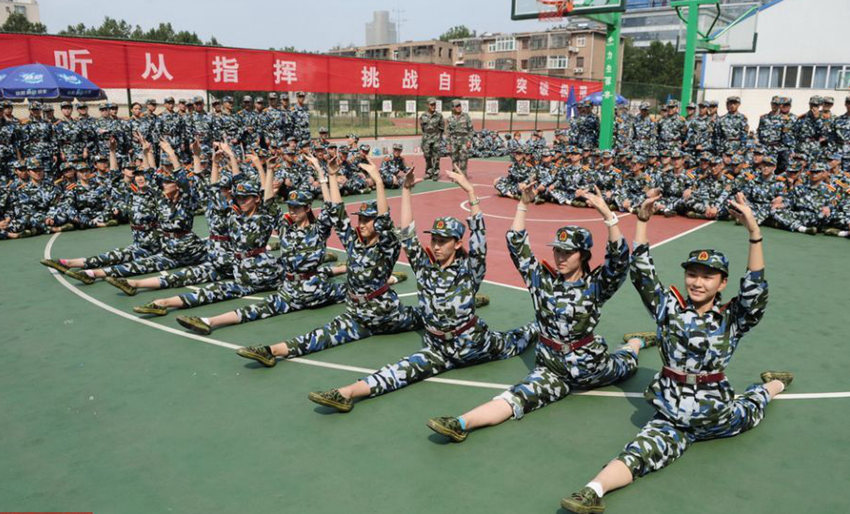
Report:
716,111,749,154
632,114,657,155
447,108,473,175
657,113,686,151
157,110,185,160
657,167,696,216
292,102,311,142
362,215,537,396
54,117,87,161
173,185,283,309
614,113,634,151
685,113,716,154
232,201,344,323
20,116,55,173
794,111,823,162
494,229,637,419
420,105,444,179
577,111,600,150
102,170,206,277
279,202,421,358
81,174,161,269
614,245,771,478
16,169,60,234
834,110,850,172
63,177,114,228
379,153,410,188
494,160,532,198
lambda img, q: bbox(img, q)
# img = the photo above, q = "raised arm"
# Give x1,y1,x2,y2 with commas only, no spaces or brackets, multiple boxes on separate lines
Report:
577,185,621,243
191,137,202,176
108,136,119,171
326,154,343,204
511,181,537,232
633,188,662,246
448,166,479,216
728,191,764,272
359,161,387,215
158,138,181,169
305,154,331,203
400,167,423,230
210,145,223,185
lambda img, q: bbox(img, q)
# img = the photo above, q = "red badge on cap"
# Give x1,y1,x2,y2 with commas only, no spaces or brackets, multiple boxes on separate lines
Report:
289,191,297,200
435,220,445,230
698,251,709,261
558,230,568,242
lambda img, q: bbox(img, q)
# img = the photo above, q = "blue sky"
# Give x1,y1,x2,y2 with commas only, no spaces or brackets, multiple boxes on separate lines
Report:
38,0,556,52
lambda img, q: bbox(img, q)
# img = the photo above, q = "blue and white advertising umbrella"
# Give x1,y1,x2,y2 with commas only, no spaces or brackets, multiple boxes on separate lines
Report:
585,91,629,106
0,63,105,100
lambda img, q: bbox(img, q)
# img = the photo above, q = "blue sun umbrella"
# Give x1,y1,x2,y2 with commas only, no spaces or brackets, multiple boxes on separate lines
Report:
0,63,105,100
585,91,629,106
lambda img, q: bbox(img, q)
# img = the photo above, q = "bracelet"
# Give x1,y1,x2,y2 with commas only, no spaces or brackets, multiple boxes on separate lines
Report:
603,214,619,227
470,197,480,207
319,178,329,184
517,205,528,212
749,237,763,244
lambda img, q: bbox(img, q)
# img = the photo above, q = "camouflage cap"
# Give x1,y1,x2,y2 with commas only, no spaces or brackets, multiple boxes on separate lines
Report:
355,200,379,218
600,149,614,159
298,140,311,148
233,180,261,197
638,101,650,110
633,155,647,164
809,95,823,105
145,98,157,105
242,95,253,103
193,96,204,104
286,189,313,206
11,160,24,170
451,99,462,107
697,100,706,107
94,154,108,162
74,162,90,171
681,249,729,276
222,95,234,103
60,162,75,172
707,99,719,107
177,98,187,104
286,136,298,142
326,143,338,150
217,174,232,189
255,97,265,104
339,145,350,153
809,163,828,172
770,95,780,104
43,104,54,112
29,101,42,110
425,217,465,240
358,143,371,152
699,152,713,161
670,149,684,158
427,97,437,104
392,143,403,151
296,91,306,97
731,154,744,165
726,96,741,103
60,100,73,108
711,156,724,165
282,147,296,155
547,226,593,252
268,92,278,99
752,145,765,154
567,145,581,154
1,100,12,108
164,96,175,103
763,155,777,166
686,102,697,109
211,97,221,105
319,126,329,133
76,102,88,109
822,96,834,105
828,152,843,161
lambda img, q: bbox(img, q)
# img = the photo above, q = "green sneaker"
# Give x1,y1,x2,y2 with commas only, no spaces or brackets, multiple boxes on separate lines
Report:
685,211,702,219
560,487,606,514
760,371,794,388
104,219,119,227
822,227,840,237
322,252,338,263
57,223,75,232
132,301,168,316
390,271,408,284
235,345,277,367
40,258,70,274
623,331,658,348
571,200,587,208
267,240,281,251
105,276,137,296
64,268,95,285
308,389,354,413
474,294,490,308
801,226,818,235
426,416,468,442
176,315,211,336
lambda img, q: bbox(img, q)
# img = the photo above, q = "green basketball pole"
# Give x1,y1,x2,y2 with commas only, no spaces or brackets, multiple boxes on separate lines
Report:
672,0,720,115
585,11,622,150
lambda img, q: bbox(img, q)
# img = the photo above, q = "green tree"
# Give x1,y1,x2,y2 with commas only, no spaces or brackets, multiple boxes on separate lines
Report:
58,17,220,46
623,39,684,86
1,12,47,33
439,25,475,41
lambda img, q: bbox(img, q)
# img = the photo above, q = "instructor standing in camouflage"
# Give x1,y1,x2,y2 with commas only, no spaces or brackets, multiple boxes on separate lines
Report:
419,97,444,180
447,99,473,177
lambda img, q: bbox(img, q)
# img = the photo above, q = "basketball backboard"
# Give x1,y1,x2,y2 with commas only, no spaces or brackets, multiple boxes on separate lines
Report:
675,1,759,53
511,0,625,20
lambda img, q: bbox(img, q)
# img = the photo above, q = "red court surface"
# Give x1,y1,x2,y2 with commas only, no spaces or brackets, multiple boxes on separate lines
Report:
330,156,710,288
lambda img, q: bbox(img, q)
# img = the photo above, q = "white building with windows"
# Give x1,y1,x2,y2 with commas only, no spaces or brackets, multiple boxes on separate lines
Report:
701,0,850,120
0,0,39,24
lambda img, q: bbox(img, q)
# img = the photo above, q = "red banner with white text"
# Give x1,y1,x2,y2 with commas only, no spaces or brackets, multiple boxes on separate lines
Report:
0,34,602,101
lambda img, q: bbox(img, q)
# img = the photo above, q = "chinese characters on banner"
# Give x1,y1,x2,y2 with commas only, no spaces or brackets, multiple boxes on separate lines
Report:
1,34,603,101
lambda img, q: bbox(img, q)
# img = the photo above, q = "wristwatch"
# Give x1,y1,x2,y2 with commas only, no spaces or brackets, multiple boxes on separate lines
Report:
603,214,619,227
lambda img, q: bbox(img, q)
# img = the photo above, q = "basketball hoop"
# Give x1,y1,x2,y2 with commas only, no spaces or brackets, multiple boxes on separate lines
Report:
537,0,574,19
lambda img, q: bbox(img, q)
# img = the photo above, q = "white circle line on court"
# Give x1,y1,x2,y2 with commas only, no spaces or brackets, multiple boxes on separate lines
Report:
43,224,848,400
459,197,633,223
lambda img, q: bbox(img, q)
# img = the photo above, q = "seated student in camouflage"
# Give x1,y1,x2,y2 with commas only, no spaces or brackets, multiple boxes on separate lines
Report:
40,143,162,275
60,139,207,285
235,160,419,367
494,148,532,199
173,154,349,335
560,191,793,514
307,167,536,413
427,183,650,443
378,143,412,188
113,143,281,317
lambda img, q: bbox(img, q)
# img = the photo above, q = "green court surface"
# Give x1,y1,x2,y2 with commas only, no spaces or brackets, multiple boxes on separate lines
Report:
2,196,849,513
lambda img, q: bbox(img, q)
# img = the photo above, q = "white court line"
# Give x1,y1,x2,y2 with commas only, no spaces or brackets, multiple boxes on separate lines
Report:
44,223,846,400
459,197,633,223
